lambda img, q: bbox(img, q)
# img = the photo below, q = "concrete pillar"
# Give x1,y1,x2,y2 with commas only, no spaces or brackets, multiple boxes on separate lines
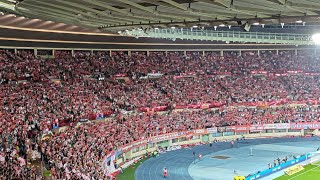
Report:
147,51,150,57
202,51,205,56
128,50,131,56
257,50,260,56
14,48,17,54
122,153,126,163
220,50,223,56
71,49,74,57
295,49,298,55
34,49,37,56
91,49,93,55
165,51,168,56
126,150,133,160
239,50,242,56
109,50,112,57
52,49,55,57
184,51,186,56
208,133,213,142
276,49,279,55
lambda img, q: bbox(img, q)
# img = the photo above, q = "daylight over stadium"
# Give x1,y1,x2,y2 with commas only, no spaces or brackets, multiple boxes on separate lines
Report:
3,0,320,180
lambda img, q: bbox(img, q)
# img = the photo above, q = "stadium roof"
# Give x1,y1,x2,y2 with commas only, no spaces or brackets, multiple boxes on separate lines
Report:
1,0,320,33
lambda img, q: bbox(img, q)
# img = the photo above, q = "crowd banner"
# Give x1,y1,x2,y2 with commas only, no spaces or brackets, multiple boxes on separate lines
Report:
250,70,320,77
114,74,127,77
273,123,290,129
263,123,290,130
249,124,264,132
139,106,169,112
207,127,218,133
290,122,320,130
137,99,320,112
226,126,236,132
235,125,250,132
102,122,319,175
147,73,163,79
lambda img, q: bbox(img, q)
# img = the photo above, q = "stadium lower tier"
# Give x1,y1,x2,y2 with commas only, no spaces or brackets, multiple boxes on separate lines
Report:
135,137,320,180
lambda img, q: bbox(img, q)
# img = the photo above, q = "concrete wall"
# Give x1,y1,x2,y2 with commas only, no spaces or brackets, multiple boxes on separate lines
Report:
117,130,303,164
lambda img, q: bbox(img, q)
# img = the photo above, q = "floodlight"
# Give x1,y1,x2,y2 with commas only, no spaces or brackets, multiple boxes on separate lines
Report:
312,33,320,44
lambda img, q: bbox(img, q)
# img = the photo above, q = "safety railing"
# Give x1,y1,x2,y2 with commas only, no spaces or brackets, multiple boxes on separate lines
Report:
123,29,314,45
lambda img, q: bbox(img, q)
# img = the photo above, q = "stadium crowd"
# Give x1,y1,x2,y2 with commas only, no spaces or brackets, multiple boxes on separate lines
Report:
1,49,320,179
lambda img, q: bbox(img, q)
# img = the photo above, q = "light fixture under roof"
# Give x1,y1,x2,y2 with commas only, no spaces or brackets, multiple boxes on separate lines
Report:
192,25,198,28
253,22,260,25
171,26,175,29
154,27,159,30
219,24,225,27
296,20,303,23
312,33,320,44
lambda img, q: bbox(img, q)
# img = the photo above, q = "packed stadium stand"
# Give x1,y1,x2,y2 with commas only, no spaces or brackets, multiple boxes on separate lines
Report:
1,0,320,180
0,49,320,179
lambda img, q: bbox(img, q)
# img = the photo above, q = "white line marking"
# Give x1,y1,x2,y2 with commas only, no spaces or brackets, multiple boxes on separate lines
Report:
288,165,320,180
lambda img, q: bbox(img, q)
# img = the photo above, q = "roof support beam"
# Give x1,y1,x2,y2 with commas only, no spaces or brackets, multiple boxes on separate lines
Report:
18,2,118,27
81,0,165,22
24,0,101,21
116,0,195,21
197,0,274,18
266,0,318,15
15,9,79,26
19,3,79,20
154,0,231,19
161,0,188,11
54,0,153,24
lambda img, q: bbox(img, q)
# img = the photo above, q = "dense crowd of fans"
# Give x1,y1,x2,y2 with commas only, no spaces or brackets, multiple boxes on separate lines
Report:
1,49,320,179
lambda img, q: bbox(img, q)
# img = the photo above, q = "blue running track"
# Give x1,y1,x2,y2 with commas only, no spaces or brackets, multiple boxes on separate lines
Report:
135,137,320,180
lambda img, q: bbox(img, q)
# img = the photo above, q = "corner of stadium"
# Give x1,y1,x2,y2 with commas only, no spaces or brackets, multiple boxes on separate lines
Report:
1,1,320,180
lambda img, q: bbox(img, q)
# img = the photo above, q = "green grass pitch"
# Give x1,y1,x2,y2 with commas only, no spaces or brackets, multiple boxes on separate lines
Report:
117,157,149,180
274,162,320,180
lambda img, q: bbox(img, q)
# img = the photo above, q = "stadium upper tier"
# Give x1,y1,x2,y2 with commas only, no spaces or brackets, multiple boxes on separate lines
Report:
2,49,320,179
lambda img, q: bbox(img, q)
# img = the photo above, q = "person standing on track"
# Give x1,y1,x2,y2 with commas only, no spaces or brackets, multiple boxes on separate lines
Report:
193,151,196,164
163,167,168,178
198,153,202,161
